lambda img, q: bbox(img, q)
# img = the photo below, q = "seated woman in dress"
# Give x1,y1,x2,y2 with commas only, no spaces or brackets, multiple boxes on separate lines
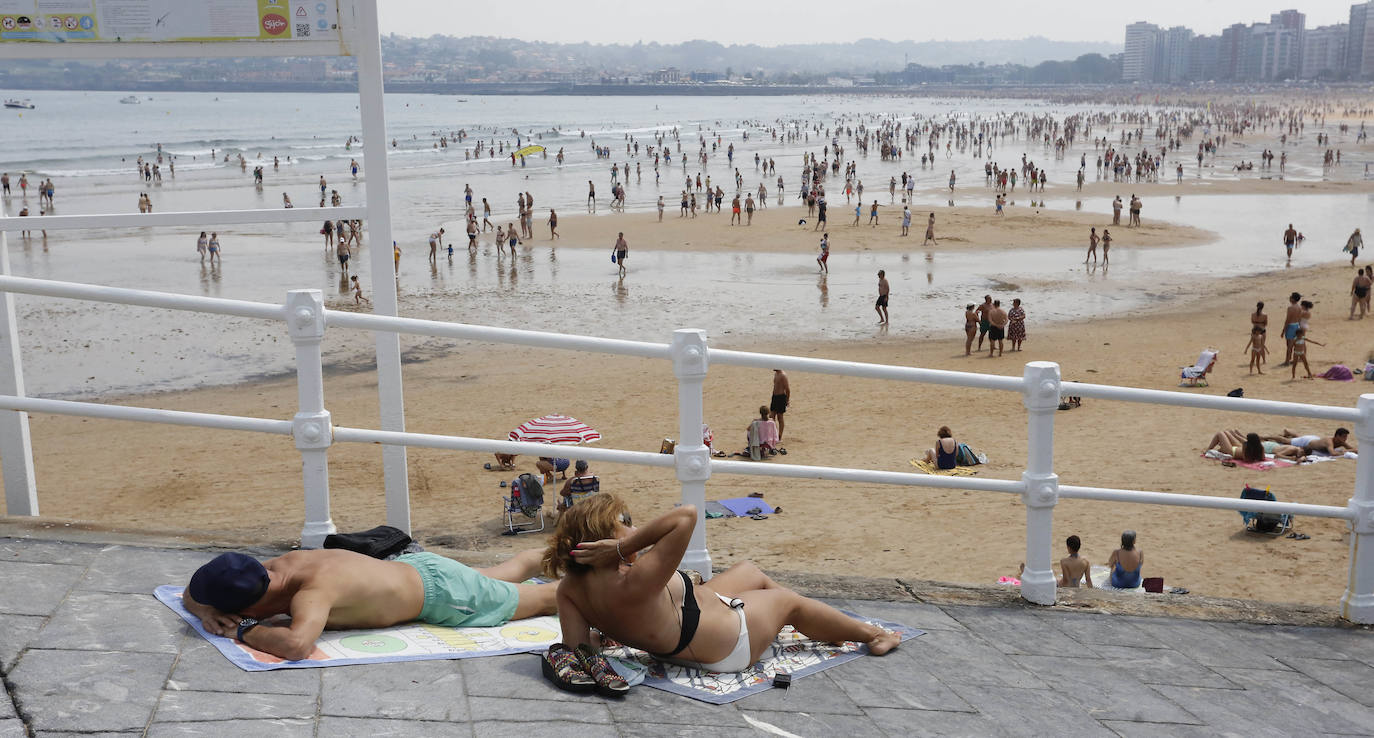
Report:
1105,530,1144,589
540,495,899,689
922,426,959,469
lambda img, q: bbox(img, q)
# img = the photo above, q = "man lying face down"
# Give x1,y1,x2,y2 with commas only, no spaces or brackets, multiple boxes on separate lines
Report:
183,548,556,661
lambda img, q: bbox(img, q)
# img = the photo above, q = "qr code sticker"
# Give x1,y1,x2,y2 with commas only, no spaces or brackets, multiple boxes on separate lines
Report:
295,23,311,37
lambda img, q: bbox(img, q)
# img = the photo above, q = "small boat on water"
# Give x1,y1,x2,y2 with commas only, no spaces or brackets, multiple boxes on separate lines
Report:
119,95,141,104
3,99,34,109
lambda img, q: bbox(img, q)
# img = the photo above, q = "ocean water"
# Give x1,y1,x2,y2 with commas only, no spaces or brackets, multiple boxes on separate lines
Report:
0,90,1370,398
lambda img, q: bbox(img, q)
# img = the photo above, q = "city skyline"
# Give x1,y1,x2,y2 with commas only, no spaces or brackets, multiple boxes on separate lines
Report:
377,0,1354,46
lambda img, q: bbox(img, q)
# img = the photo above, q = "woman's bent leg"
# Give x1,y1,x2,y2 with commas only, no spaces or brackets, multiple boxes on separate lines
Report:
738,589,899,664
706,561,782,596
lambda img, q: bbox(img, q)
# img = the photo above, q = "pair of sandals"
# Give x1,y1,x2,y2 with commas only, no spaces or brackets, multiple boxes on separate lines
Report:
542,642,630,698
1286,532,1311,540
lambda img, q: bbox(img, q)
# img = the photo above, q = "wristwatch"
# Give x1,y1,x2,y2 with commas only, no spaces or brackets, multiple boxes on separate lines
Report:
236,617,260,642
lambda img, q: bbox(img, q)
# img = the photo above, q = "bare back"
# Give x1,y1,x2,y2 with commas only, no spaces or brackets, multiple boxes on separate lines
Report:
255,549,425,630
773,372,790,396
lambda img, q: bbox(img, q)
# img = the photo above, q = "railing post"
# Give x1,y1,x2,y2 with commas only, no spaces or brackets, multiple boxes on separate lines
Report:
1020,361,1061,606
672,328,713,580
1341,393,1374,623
0,230,37,516
287,290,336,548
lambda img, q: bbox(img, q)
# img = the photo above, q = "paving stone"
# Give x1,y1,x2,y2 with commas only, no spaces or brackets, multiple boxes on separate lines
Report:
78,547,214,595
0,538,100,565
948,684,1118,737
1152,684,1357,736
1100,720,1235,737
614,723,760,738
468,696,612,724
904,628,1042,689
32,591,184,653
153,690,316,722
166,637,320,696
320,660,466,721
1117,618,1286,670
0,721,27,738
462,653,586,704
0,560,85,615
317,717,470,737
943,605,1083,656
1087,644,1239,689
865,706,1005,737
9,649,174,733
0,614,44,671
741,708,885,737
35,732,139,738
145,719,315,738
602,681,749,728
1284,656,1374,707
835,598,968,631
1010,654,1200,724
1282,626,1374,665
726,670,859,714
0,693,11,720
829,644,975,712
1212,666,1374,734
1229,623,1360,661
1043,611,1160,649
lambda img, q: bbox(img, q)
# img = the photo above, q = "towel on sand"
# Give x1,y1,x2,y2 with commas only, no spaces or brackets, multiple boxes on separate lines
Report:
909,458,978,476
1200,450,1296,471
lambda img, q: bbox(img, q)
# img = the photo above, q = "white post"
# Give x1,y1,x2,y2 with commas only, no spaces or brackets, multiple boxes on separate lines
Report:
287,290,336,548
0,231,37,516
1020,361,1061,605
1342,393,1374,623
672,329,713,580
353,0,411,534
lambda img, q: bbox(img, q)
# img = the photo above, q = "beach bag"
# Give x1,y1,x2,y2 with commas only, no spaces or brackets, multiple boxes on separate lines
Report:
1142,577,1164,594
955,443,984,466
323,525,412,559
1227,388,1244,398
511,473,544,516
1363,362,1374,380
611,251,618,263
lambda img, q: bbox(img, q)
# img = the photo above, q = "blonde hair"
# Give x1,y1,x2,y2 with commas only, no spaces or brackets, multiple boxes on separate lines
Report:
542,493,629,579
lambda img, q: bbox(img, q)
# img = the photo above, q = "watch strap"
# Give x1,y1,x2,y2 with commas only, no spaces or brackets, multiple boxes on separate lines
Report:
236,617,260,642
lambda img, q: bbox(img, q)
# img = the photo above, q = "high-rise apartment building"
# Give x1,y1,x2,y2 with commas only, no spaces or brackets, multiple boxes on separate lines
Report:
1303,23,1349,78
1123,22,1160,81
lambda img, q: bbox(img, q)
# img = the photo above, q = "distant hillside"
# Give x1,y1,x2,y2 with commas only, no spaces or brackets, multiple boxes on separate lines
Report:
384,35,1122,75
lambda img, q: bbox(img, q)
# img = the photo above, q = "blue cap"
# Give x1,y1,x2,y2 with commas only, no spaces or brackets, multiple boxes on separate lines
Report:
188,553,269,613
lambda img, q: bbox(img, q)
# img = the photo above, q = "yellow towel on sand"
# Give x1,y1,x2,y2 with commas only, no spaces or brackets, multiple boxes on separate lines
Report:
909,458,977,476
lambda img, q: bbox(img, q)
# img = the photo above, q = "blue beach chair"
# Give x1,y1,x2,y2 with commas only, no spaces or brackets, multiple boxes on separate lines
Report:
1239,485,1291,536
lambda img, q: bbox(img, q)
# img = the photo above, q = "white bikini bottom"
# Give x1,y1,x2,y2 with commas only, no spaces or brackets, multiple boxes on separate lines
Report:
660,593,754,673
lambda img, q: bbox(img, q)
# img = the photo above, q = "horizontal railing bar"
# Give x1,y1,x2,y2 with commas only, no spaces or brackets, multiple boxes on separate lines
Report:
0,275,285,321
709,458,1026,493
710,348,1027,392
0,395,293,435
1062,381,1359,423
324,311,673,360
332,427,677,468
1059,483,1353,519
0,206,367,232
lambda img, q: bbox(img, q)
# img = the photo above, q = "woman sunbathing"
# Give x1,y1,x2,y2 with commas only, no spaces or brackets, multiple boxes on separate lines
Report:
540,495,899,690
1205,430,1303,462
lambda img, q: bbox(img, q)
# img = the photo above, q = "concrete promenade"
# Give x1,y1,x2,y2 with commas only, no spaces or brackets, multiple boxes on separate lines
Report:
3,530,1374,737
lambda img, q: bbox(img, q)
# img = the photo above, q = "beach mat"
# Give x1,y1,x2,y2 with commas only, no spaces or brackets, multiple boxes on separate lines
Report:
156,585,559,671
1200,451,1296,471
604,612,924,704
714,497,776,517
909,458,978,476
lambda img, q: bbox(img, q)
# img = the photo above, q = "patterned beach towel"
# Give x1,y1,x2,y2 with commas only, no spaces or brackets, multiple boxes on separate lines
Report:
910,458,978,476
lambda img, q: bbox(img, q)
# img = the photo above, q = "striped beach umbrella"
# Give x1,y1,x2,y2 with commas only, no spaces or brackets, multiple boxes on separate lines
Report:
509,414,601,445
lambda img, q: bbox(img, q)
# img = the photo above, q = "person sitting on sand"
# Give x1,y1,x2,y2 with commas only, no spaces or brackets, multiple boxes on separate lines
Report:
1205,430,1304,461
1263,428,1356,455
923,426,959,470
539,496,900,691
183,548,557,662
1058,535,1093,588
1105,530,1144,589
744,405,780,457
537,455,571,483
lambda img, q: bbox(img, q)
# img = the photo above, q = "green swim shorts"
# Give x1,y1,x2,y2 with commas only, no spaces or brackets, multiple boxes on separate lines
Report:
395,552,519,628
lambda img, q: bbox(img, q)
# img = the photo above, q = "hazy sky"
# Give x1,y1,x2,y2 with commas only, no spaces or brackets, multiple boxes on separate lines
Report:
377,1,1354,45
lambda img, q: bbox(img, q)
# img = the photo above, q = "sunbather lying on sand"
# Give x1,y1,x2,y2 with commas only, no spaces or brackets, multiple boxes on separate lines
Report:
1205,429,1304,461
1263,428,1357,455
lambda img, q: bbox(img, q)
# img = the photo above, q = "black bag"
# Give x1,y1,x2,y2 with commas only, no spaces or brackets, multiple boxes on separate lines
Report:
323,525,412,559
1227,388,1244,398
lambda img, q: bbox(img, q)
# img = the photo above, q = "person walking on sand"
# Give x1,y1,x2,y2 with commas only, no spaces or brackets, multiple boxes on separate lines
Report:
1346,228,1363,266
482,198,494,232
614,232,628,278
351,275,369,305
923,213,938,246
964,303,978,356
587,180,596,211
1086,227,1099,264
548,209,559,239
1353,268,1371,320
901,206,911,236
875,270,890,324
1281,292,1302,365
948,169,956,193
769,369,790,441
1244,325,1267,374
1291,327,1323,380
1284,224,1298,260
817,233,829,273
197,231,209,263
1251,301,1269,356
868,200,880,226
207,232,221,266
337,236,351,273
657,196,665,222
1101,229,1112,264
987,299,1008,357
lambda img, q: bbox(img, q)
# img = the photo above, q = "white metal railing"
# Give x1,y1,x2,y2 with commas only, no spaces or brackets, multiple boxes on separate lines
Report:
0,274,1370,623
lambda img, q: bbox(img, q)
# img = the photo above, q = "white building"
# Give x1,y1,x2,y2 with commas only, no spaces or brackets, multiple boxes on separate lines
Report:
1303,23,1348,79
1123,22,1160,81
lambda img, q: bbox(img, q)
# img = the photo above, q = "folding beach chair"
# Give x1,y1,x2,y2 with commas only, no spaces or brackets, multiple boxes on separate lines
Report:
1239,485,1291,536
564,475,601,507
500,473,545,535
1180,349,1218,387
